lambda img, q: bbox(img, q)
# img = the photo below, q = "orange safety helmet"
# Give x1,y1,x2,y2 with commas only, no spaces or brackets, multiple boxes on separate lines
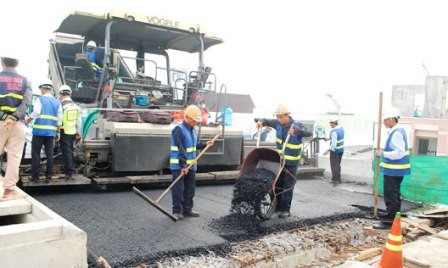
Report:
184,105,201,122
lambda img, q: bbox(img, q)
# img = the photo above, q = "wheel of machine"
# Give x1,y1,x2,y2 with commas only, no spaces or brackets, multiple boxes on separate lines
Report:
255,191,277,220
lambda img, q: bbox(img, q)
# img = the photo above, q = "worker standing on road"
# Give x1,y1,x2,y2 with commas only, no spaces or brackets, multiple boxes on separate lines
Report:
58,85,82,180
170,105,214,220
0,53,32,201
256,104,312,218
27,81,63,183
374,107,410,229
324,117,345,184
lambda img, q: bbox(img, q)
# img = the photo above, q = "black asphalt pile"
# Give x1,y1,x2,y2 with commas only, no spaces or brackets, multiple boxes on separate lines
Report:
90,244,232,268
230,168,276,215
209,212,364,244
210,213,263,242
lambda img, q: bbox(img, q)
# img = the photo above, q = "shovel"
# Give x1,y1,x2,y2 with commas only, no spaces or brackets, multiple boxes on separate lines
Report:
133,134,220,221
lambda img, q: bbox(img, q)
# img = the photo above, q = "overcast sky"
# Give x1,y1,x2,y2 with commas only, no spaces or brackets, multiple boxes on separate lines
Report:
3,0,448,117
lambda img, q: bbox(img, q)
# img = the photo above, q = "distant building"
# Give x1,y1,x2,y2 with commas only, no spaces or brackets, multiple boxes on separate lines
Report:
392,76,448,118
391,76,448,156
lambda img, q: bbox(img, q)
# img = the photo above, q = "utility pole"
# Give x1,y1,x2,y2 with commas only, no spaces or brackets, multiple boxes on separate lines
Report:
422,63,430,77
326,93,341,119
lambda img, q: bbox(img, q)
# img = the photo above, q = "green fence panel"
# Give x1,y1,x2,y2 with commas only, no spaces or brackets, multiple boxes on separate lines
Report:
373,156,448,205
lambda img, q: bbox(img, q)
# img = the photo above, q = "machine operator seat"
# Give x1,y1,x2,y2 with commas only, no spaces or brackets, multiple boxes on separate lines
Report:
186,66,212,104
190,66,212,89
75,53,98,82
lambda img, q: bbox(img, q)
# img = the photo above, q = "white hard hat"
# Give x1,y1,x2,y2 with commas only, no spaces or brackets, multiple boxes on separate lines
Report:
383,107,400,120
329,116,339,123
87,40,97,49
184,105,201,122
38,79,54,90
59,84,72,94
273,104,290,115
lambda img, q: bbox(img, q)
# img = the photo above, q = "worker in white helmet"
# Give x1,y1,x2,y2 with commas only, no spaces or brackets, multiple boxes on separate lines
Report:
324,116,345,184
169,105,215,220
256,104,312,218
0,53,33,201
27,80,63,183
58,85,82,180
374,107,411,229
84,40,102,79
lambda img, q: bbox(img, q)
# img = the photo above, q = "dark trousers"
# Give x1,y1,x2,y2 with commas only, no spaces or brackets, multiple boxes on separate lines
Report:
171,169,196,214
60,133,75,176
31,135,55,178
275,164,298,213
330,151,343,181
383,175,404,218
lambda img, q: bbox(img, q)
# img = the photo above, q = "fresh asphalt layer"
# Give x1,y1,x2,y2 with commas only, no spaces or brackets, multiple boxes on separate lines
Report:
30,176,420,267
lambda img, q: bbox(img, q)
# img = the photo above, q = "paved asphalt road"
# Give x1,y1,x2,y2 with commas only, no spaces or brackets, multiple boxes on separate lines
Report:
31,176,418,267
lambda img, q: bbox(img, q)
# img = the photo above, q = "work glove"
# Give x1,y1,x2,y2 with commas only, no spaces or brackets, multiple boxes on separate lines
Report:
56,133,61,142
375,149,383,158
323,149,330,156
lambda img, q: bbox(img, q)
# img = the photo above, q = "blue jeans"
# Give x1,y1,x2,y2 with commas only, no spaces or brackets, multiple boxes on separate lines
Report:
171,169,196,214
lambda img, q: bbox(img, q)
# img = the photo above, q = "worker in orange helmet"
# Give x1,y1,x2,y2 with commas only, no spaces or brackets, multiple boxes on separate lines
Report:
169,105,214,220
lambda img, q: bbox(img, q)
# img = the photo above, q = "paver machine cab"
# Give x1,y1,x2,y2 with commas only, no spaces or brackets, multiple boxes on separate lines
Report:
23,10,243,184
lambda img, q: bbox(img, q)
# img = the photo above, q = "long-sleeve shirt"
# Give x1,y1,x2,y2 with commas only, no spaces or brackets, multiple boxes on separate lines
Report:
172,122,206,169
329,125,341,151
260,118,312,141
383,124,407,160
2,67,32,123
30,93,63,126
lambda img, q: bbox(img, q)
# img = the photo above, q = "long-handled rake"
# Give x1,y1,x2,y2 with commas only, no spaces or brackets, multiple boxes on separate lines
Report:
133,134,220,221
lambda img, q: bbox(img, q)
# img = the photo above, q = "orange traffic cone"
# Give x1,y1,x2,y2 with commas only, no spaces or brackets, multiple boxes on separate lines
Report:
379,212,403,268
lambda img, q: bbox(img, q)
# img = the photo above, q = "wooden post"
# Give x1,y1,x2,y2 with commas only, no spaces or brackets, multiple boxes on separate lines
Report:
374,92,383,218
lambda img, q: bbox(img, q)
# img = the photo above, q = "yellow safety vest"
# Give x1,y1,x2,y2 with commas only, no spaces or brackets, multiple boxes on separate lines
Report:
62,103,79,135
